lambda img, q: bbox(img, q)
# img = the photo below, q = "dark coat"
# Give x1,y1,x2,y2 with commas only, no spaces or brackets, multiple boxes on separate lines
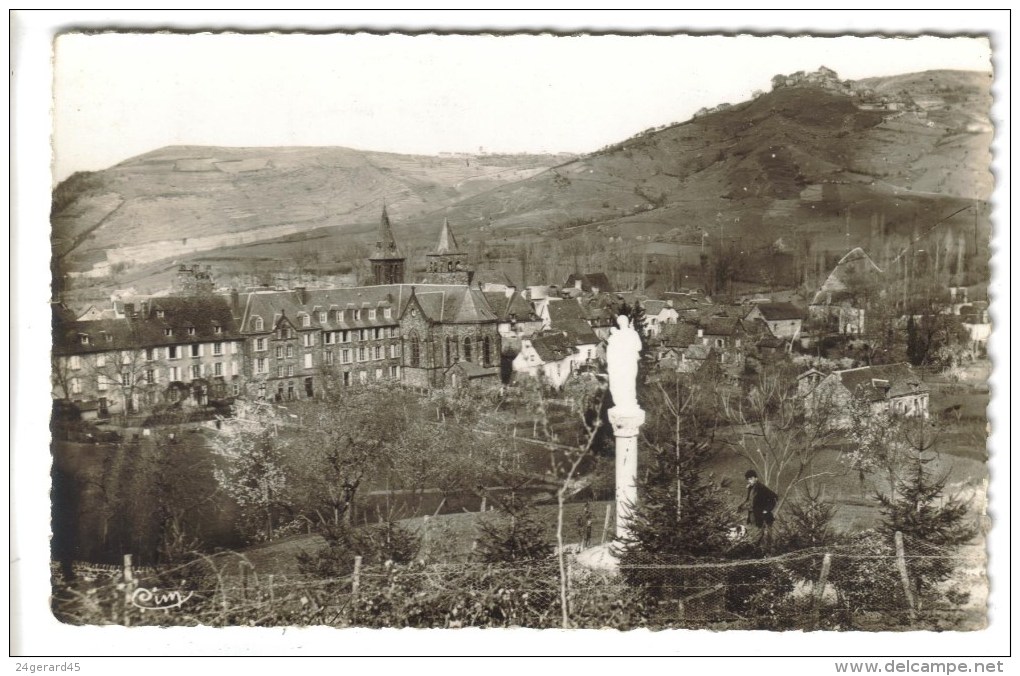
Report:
746,482,779,528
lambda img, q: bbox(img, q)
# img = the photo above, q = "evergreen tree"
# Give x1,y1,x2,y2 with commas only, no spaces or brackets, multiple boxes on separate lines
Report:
475,492,553,563
875,438,977,602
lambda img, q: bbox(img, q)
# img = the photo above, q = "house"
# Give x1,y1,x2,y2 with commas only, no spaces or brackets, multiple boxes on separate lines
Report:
564,272,613,295
744,302,805,340
641,300,679,338
51,295,246,417
809,248,883,335
798,363,929,425
483,289,542,347
445,360,500,389
513,332,579,389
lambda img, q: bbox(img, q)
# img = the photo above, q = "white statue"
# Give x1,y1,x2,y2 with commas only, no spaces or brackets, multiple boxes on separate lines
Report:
606,314,642,414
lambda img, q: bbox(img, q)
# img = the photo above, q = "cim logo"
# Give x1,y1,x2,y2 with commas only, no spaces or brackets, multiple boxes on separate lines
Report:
130,586,193,610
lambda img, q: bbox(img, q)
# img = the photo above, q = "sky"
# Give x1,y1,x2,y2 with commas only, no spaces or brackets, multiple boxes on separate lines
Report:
11,10,1012,663
50,32,992,183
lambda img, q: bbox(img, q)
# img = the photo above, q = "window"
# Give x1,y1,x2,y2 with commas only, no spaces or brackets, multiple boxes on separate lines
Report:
325,351,334,365
304,353,313,369
369,309,376,320
253,317,264,331
341,349,351,364
214,325,223,334
358,347,366,362
146,369,155,384
384,308,392,319
286,345,294,358
256,358,267,374
232,384,240,396
715,338,724,348
156,310,165,319
232,342,239,355
122,351,132,365
303,333,315,347
390,344,399,359
191,343,201,358
168,345,179,359
287,365,295,377
214,362,223,377
255,338,266,352
169,366,181,382
164,328,173,337
362,329,370,341
374,328,382,340
463,337,473,362
258,383,266,399
191,365,201,380
389,365,399,379
96,354,106,367
145,348,155,362
122,370,133,386
318,311,327,324
343,371,351,387
97,374,108,391
79,334,90,345
408,333,421,367
374,346,382,360
333,310,343,323
375,368,383,380
70,377,82,395
278,365,285,378
276,345,284,359
341,330,350,343
354,309,361,321
301,314,310,328
483,336,492,365
68,355,81,370
187,327,196,336
213,342,223,356
358,370,367,384
324,332,334,345
232,361,239,376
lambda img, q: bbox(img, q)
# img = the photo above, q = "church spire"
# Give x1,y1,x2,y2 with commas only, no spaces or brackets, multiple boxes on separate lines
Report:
435,217,460,255
368,204,405,284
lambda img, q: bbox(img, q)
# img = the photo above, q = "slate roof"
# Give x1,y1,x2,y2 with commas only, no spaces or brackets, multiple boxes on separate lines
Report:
701,316,742,336
657,322,700,348
529,332,578,363
835,363,927,402
642,300,670,316
53,295,241,355
239,284,498,332
753,302,806,321
448,361,500,379
483,291,537,322
565,272,613,293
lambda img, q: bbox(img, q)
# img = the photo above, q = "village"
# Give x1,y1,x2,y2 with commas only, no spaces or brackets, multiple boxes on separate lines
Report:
52,205,989,430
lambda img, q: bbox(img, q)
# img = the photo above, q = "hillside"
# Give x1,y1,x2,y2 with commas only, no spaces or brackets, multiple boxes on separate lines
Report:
52,69,993,302
432,70,991,245
51,146,573,273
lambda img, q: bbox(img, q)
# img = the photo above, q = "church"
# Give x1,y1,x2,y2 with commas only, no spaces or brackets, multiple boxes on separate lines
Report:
236,207,502,396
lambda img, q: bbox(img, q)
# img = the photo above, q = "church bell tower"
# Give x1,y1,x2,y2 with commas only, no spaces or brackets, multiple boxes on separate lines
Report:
368,206,405,285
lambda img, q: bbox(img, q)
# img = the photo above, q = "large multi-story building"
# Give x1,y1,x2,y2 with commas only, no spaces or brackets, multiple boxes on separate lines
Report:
52,211,507,415
52,296,245,417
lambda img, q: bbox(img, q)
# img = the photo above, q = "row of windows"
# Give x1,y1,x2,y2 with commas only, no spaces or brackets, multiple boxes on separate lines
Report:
254,345,400,374
65,343,238,369
253,366,401,399
407,334,495,368
161,325,224,338
250,307,393,332
69,361,238,393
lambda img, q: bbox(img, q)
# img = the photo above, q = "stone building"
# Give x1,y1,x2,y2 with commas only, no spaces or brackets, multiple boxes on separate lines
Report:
368,206,406,285
421,218,473,285
52,295,245,417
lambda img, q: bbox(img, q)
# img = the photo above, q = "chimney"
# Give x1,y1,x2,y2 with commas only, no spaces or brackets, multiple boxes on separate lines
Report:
124,302,135,318
140,300,149,318
230,288,240,315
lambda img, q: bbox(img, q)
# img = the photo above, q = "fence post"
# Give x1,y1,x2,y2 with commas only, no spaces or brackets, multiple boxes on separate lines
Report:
268,574,275,606
352,555,362,598
600,504,612,545
812,552,832,629
422,515,430,556
894,531,917,620
122,554,134,626
480,496,487,513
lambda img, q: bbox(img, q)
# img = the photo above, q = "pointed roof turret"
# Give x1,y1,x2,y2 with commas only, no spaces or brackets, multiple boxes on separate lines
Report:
436,217,461,255
370,205,401,260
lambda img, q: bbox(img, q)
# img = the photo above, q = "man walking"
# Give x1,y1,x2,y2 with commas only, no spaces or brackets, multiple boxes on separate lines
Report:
740,469,778,546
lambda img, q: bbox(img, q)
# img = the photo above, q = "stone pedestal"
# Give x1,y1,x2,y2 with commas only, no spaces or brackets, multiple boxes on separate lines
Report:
608,405,645,541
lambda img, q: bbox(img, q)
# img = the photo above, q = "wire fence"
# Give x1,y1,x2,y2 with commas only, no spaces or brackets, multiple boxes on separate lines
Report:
51,532,985,630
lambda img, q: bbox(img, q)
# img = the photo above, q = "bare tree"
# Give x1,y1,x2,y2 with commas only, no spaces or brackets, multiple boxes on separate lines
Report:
720,366,843,511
